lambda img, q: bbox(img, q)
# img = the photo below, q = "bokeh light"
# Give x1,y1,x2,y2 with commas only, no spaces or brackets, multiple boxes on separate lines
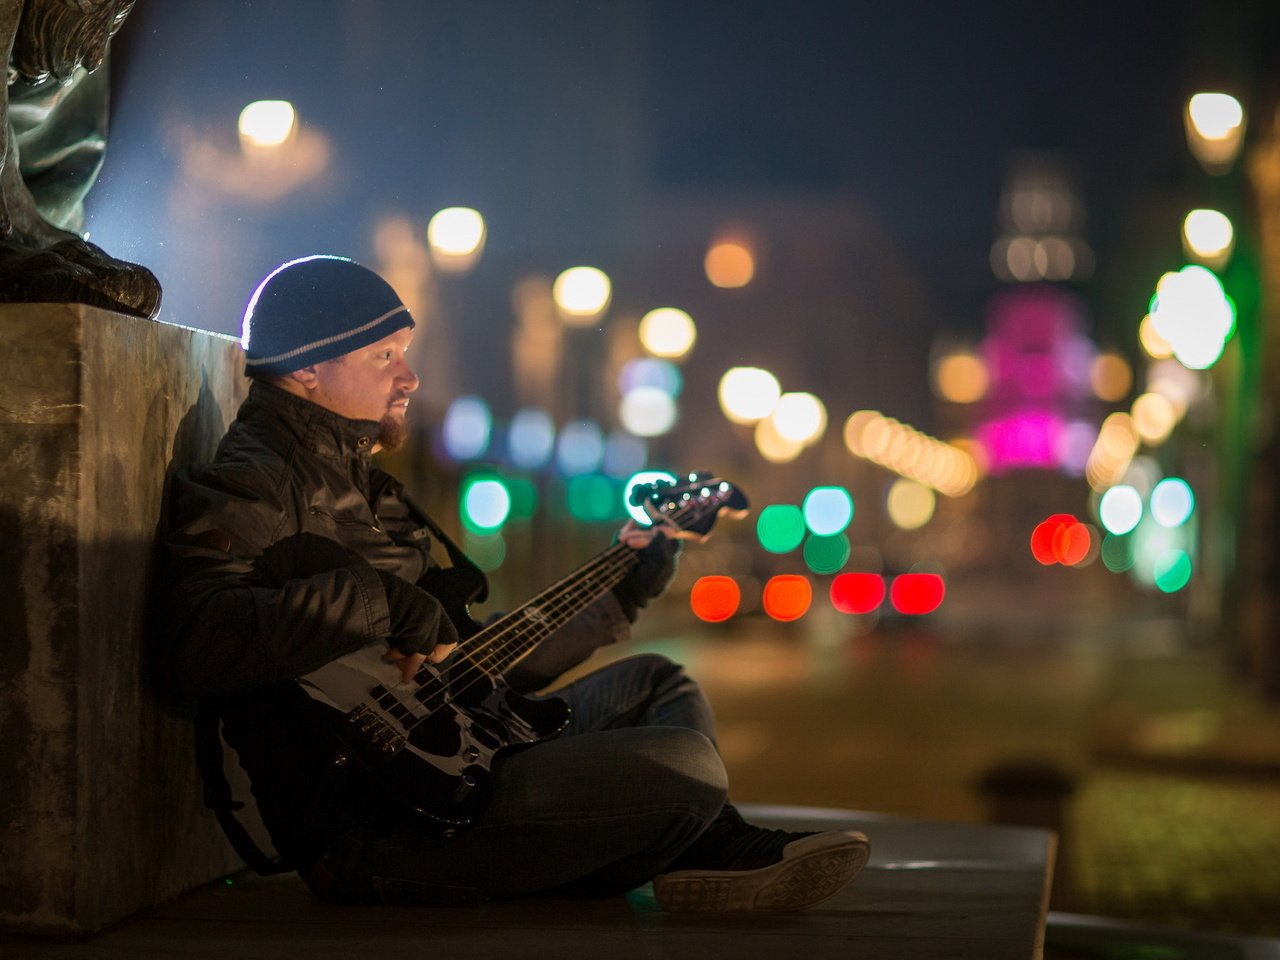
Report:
442,395,492,460
619,357,682,397
718,367,781,424
1101,533,1135,572
705,240,756,288
886,478,936,530
1154,549,1193,592
623,470,679,526
1151,477,1195,528
889,573,945,615
1138,313,1174,360
556,420,604,475
638,308,697,359
1031,513,1087,566
619,387,678,437
1131,392,1177,445
1185,92,1245,172
426,207,486,273
461,475,511,533
754,415,806,463
934,352,989,403
762,575,812,622
802,486,854,535
463,531,506,572
830,573,886,615
1149,265,1235,371
507,407,555,469
771,392,827,444
566,473,619,522
553,266,612,324
757,504,806,553
238,100,297,147
803,533,851,575
1182,209,1234,268
1099,485,1143,535
690,576,741,623
602,429,647,478
1090,353,1132,402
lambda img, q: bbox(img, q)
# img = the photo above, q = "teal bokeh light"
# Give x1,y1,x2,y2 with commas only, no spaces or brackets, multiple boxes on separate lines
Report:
802,486,854,536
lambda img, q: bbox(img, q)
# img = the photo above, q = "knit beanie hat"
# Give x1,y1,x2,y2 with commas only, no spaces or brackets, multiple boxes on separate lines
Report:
240,255,415,378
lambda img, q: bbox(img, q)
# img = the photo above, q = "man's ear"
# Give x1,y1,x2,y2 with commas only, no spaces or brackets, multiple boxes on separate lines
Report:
286,365,321,392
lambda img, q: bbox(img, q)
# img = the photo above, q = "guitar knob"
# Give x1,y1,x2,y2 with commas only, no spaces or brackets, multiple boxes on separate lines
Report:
453,773,477,802
462,746,480,762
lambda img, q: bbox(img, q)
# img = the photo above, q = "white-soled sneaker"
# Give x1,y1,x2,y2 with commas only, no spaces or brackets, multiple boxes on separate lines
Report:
652,828,871,912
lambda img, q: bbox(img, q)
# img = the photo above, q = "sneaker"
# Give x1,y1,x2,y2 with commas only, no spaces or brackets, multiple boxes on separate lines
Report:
652,806,870,912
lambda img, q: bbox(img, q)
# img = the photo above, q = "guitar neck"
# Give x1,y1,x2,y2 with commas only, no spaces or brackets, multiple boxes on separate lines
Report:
452,541,638,678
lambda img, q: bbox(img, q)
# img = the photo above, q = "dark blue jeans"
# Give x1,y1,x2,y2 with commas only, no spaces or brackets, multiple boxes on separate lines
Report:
309,654,728,904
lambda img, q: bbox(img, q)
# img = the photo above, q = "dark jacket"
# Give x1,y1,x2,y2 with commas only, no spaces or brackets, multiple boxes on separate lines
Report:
159,379,629,863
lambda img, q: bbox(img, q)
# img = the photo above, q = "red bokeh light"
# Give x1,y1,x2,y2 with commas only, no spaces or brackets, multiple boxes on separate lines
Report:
830,573,886,614
889,573,946,615
762,575,813,622
690,575,741,623
1030,513,1091,566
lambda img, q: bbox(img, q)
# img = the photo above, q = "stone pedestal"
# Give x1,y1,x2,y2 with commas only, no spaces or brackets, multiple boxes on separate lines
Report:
0,304,249,934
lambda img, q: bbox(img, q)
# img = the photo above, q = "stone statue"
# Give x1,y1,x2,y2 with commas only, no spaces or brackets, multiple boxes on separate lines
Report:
1,0,160,319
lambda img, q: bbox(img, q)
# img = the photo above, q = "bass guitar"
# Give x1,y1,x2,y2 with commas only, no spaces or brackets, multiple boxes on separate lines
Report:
297,473,748,835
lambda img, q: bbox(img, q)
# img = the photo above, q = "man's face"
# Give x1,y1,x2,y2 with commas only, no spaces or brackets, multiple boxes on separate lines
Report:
308,327,419,450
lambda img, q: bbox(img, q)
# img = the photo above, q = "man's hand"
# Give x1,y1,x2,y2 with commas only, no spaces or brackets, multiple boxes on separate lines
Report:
382,644,455,684
612,520,682,622
375,569,460,683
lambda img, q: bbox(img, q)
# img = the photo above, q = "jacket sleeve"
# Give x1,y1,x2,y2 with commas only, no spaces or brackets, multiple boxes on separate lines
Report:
156,465,391,699
504,592,631,693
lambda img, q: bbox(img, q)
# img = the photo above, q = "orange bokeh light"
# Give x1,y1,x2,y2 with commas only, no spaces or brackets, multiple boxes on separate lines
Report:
690,575,741,623
762,575,812,622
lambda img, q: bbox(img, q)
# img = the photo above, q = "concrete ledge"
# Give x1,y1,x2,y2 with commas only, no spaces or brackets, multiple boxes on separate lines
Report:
0,305,249,935
0,806,1058,959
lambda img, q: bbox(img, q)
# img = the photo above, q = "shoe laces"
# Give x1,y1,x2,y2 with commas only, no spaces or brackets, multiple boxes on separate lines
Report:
670,804,816,872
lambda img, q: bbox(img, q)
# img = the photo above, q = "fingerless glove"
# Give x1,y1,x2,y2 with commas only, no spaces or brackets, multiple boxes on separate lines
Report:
612,532,680,622
375,569,460,655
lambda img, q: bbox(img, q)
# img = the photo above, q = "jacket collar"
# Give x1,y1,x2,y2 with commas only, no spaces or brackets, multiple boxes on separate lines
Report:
242,378,380,461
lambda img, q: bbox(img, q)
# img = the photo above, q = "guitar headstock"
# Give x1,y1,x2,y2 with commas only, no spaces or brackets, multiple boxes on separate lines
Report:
628,472,750,541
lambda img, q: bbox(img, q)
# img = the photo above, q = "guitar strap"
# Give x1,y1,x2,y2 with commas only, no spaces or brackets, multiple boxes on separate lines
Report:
193,697,294,875
399,489,490,605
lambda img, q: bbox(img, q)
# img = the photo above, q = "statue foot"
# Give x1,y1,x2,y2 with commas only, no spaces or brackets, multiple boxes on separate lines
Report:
0,235,162,319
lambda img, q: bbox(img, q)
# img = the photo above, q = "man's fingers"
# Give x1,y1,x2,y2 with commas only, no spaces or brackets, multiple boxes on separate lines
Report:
427,642,457,664
382,648,428,683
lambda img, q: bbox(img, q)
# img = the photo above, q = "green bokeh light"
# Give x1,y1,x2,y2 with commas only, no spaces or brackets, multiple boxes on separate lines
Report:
1154,549,1192,593
1101,533,1135,573
757,504,806,554
567,474,620,523
803,533,851,574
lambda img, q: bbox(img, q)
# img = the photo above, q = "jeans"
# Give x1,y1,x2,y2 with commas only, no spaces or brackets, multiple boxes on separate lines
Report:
308,653,728,905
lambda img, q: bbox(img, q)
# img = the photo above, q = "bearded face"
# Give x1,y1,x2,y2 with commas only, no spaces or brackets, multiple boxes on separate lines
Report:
9,0,136,84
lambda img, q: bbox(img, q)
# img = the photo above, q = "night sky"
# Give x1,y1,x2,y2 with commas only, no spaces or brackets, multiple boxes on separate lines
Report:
93,0,1274,384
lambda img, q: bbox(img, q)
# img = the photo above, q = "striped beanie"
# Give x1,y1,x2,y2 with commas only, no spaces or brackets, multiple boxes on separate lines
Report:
240,255,415,378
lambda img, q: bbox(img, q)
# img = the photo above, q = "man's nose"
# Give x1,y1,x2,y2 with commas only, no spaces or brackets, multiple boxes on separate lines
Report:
396,359,420,393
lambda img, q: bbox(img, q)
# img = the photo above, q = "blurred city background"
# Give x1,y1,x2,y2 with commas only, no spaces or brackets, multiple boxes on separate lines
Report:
93,0,1280,940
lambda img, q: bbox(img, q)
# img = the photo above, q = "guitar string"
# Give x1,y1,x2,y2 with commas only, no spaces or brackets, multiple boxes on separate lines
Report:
365,494,723,737
450,493,723,677
404,495,717,716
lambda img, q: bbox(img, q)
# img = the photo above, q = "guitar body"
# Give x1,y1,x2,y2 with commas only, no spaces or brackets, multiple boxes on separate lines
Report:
296,474,747,836
299,644,570,832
